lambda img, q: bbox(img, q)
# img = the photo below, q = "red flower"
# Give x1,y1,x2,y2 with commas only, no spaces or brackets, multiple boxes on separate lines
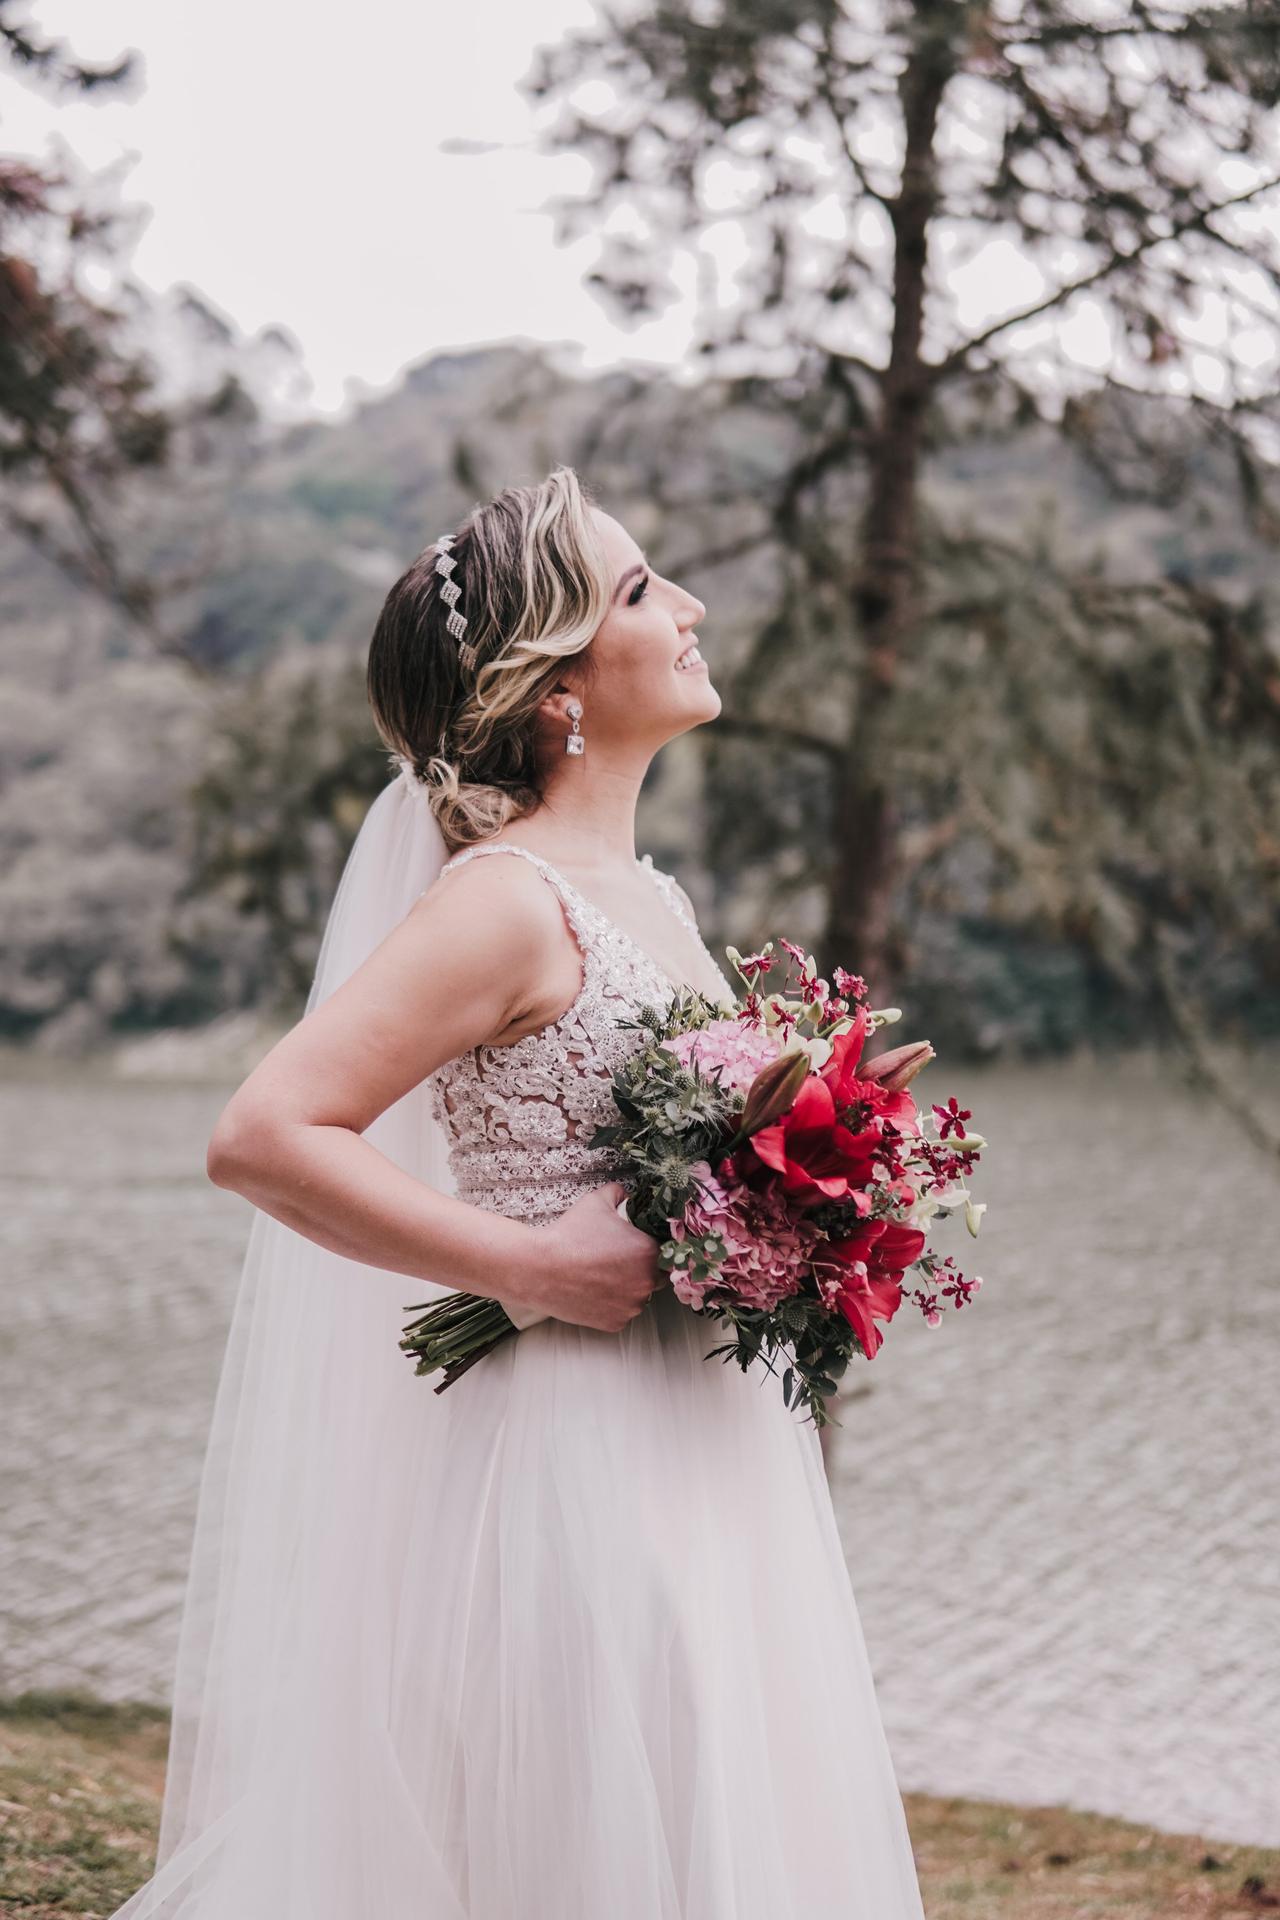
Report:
931,1094,972,1140
820,1011,872,1087
745,1073,878,1212
821,1019,922,1141
823,1218,927,1359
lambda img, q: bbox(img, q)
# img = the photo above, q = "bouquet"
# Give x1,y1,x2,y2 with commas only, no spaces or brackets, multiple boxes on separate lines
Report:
400,936,987,1427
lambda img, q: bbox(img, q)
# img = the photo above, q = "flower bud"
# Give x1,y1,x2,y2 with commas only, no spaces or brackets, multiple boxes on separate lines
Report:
858,1039,935,1091
964,1198,987,1237
736,1048,811,1139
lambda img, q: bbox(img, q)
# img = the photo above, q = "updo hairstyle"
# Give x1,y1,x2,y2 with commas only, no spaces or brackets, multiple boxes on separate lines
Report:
366,464,612,849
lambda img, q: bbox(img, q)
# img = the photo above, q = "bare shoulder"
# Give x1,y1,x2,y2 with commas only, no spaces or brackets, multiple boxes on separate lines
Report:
413,844,570,952
208,844,578,1146
411,845,583,1041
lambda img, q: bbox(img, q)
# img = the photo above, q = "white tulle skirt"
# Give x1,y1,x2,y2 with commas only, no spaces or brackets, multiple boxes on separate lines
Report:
106,778,929,1916
115,1235,926,1920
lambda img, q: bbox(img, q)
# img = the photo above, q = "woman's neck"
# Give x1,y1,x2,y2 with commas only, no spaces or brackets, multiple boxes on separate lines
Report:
502,760,649,872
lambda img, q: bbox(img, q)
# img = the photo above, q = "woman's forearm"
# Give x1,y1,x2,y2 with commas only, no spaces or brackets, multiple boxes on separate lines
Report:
209,1118,548,1306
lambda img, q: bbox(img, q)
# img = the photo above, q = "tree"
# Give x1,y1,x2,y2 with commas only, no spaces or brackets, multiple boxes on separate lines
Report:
0,3,256,667
520,1,1280,1122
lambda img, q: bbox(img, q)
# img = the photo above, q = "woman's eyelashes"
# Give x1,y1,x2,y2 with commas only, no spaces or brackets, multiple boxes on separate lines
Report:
628,572,649,606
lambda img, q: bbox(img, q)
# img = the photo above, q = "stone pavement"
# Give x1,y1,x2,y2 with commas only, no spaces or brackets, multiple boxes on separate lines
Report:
2,1056,1277,1845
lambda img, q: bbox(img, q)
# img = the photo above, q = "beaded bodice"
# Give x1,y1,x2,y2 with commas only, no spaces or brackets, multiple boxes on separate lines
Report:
426,844,735,1225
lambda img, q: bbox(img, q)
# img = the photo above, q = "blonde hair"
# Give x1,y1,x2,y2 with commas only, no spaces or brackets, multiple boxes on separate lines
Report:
366,465,613,848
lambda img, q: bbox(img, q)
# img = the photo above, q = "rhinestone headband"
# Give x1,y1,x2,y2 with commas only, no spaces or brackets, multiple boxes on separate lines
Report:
433,532,477,674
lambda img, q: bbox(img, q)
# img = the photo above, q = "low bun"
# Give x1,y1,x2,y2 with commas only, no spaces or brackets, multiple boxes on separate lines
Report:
412,750,538,849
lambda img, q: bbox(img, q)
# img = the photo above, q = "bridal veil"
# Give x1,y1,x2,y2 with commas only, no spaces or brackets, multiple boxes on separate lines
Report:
111,764,468,1918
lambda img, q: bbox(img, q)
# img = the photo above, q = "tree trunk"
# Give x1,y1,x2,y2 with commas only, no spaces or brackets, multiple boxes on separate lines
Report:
822,17,951,1000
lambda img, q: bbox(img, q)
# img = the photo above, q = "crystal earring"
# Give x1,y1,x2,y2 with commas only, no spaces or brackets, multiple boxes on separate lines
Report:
565,700,584,756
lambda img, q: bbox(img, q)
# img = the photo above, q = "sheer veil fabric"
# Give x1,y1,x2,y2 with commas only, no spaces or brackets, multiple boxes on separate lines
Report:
111,767,469,1918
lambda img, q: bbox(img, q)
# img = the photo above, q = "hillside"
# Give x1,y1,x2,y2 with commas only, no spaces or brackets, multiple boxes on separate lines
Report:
1,333,1274,1056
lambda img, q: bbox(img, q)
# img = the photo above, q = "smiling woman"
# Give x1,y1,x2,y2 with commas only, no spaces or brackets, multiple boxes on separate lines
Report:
108,464,928,1920
364,465,718,865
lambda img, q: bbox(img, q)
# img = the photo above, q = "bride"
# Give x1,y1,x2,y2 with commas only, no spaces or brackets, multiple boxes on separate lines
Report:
111,465,927,1918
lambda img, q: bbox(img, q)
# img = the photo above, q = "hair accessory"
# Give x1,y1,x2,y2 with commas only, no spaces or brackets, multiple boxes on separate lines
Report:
393,752,426,799
565,699,584,756
433,533,478,673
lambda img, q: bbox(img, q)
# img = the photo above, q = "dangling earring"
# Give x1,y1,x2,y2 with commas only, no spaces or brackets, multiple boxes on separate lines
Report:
565,700,584,756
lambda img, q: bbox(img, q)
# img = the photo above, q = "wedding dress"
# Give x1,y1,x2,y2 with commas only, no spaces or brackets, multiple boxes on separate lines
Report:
110,794,927,1920
408,840,928,1917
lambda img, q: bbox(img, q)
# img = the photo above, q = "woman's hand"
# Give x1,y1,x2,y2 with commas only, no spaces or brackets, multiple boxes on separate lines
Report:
510,1181,663,1334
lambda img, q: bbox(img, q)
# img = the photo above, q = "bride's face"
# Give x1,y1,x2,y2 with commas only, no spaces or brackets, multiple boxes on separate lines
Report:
565,509,719,747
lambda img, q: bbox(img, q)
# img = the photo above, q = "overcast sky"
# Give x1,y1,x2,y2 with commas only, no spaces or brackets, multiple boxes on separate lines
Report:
2,0,705,415
2,2,1266,423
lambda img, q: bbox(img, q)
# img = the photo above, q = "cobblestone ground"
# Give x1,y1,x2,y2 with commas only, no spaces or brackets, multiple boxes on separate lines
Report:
2,1054,1277,1846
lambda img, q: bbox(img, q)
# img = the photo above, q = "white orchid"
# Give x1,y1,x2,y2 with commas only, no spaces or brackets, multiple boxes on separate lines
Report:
785,1031,833,1070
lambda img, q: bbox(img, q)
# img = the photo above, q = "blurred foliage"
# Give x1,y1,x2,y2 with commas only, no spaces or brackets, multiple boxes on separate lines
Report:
514,0,1280,1139
893,514,1280,1054
184,644,392,1011
0,3,275,666
1,338,1276,1063
0,12,163,635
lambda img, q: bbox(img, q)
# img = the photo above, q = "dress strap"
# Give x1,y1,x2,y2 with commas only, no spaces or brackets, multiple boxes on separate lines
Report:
438,842,595,959
638,852,699,941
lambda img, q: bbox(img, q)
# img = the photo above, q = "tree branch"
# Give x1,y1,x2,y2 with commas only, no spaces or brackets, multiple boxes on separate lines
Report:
932,174,1280,382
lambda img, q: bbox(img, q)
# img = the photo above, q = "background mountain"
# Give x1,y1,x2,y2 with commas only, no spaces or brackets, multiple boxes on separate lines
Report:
1,330,1275,1058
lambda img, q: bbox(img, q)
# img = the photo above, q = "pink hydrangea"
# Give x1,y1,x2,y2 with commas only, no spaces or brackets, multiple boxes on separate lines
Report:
667,1157,823,1313
663,1019,784,1096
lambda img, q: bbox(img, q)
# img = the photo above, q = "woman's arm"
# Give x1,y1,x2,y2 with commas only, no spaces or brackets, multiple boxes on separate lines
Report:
205,853,598,1319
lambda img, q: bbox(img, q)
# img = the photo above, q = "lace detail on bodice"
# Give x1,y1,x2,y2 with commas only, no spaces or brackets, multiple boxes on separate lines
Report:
425,844,734,1225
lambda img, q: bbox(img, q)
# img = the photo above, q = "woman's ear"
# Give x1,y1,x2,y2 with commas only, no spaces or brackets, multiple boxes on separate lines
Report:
538,683,580,728
535,685,586,760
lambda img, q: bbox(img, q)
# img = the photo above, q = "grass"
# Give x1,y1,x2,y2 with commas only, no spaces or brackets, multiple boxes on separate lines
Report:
2,1689,1277,1918
0,1691,171,1919
900,1789,1280,1918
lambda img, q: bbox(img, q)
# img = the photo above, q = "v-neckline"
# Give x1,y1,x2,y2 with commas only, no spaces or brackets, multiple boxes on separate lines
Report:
521,849,722,1005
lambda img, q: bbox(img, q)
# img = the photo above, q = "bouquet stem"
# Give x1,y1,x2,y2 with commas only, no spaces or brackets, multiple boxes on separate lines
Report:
400,1292,520,1394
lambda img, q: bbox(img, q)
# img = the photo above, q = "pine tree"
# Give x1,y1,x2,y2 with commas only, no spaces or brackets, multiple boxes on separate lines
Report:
521,1,1280,1127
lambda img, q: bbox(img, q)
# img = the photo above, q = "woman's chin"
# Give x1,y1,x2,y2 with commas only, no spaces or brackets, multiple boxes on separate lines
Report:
673,679,721,728
646,672,721,742
675,679,717,721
